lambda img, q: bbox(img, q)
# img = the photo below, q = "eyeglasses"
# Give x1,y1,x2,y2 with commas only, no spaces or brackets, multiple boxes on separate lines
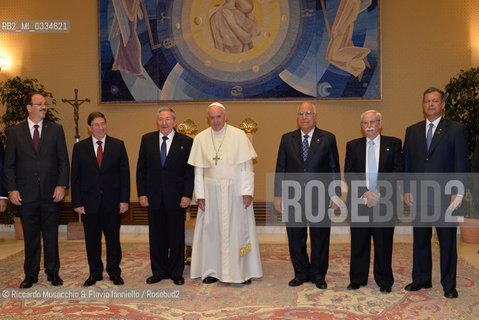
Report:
31,102,49,107
424,99,441,104
90,122,106,128
361,120,378,126
297,111,315,117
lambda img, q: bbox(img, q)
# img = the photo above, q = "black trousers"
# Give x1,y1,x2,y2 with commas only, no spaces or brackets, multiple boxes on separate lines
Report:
148,203,185,278
19,200,60,278
412,226,457,289
82,202,122,277
286,225,330,281
349,226,395,287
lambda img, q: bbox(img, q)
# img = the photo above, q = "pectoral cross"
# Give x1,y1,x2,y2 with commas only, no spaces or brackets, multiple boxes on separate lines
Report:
213,154,220,165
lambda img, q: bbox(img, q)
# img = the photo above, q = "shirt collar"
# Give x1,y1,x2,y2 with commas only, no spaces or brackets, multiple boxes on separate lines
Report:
301,128,315,138
27,118,43,129
160,130,175,140
92,135,106,145
366,134,380,145
426,116,441,127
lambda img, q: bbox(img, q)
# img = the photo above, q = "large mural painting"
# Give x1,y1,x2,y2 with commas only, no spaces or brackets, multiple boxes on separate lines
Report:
99,0,380,103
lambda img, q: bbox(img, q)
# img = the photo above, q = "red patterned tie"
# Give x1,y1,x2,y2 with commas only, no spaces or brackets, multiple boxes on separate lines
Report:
33,125,40,152
96,141,103,167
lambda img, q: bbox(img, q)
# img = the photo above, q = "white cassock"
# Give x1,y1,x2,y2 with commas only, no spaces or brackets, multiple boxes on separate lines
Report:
188,124,263,283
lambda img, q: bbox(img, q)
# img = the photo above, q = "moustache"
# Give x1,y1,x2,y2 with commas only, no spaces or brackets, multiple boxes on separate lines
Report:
39,108,47,112
365,127,375,132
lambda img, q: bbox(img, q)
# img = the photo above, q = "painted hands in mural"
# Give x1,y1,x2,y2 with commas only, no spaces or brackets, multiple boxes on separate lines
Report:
209,0,261,53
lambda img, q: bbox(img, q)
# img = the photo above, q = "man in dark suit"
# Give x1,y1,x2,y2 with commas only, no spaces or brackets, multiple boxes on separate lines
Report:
4,92,69,289
137,107,194,286
344,110,403,294
0,143,8,213
274,102,340,289
71,112,130,287
403,87,468,299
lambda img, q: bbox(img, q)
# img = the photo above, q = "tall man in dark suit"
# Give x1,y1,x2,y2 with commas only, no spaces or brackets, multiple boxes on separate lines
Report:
344,110,403,294
0,143,8,213
71,112,130,287
137,107,194,286
274,102,340,289
4,92,69,289
403,87,468,299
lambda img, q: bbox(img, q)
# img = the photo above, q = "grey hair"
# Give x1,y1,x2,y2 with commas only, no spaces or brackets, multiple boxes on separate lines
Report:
423,87,446,103
360,109,382,121
157,107,176,120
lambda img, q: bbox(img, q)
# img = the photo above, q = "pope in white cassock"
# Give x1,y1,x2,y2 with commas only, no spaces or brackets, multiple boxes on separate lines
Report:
188,102,263,284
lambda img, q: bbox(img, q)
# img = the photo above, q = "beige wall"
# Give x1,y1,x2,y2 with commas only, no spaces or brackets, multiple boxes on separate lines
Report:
0,0,478,201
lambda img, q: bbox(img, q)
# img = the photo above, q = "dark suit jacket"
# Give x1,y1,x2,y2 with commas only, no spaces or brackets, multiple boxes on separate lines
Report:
404,118,468,216
472,141,479,173
136,130,194,210
404,118,468,174
275,127,341,206
71,135,130,213
404,118,468,195
344,135,403,224
0,143,7,197
4,120,70,203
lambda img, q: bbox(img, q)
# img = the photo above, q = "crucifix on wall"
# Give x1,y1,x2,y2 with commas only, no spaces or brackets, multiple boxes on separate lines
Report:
62,89,90,142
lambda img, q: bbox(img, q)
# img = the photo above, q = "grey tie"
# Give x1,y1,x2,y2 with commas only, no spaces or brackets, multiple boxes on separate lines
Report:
427,123,434,150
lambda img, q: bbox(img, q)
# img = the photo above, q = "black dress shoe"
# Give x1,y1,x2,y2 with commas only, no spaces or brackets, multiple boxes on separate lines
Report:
172,276,185,285
146,275,168,284
242,279,251,285
314,279,327,289
19,277,38,289
288,278,307,287
47,274,63,286
444,288,458,299
347,283,361,290
347,282,367,290
83,275,103,287
202,276,218,284
380,286,392,293
404,282,432,292
110,275,124,285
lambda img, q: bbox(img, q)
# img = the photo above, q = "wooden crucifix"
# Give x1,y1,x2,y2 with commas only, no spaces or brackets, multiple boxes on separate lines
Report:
62,89,90,142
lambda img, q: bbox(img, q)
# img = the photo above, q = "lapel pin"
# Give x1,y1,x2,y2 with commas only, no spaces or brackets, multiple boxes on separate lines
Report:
316,138,320,143
386,148,390,151
181,146,184,150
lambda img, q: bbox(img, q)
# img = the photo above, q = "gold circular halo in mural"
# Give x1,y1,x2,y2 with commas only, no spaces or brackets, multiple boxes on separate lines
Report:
169,0,302,84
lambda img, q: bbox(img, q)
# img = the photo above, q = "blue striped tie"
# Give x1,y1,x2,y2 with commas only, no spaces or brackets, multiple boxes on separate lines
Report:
302,135,309,162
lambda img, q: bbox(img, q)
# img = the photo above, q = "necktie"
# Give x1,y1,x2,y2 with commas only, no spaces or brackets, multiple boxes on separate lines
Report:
33,124,40,152
96,141,103,167
426,123,434,150
368,140,377,191
302,135,309,162
161,136,168,166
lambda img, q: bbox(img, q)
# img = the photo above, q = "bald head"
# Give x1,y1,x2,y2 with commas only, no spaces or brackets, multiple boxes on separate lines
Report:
297,102,317,133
